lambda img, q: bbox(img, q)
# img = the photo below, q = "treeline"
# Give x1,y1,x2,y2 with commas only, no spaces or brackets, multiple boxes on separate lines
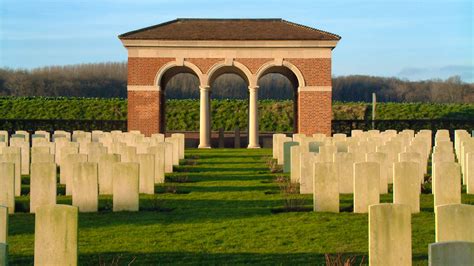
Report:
0,62,472,103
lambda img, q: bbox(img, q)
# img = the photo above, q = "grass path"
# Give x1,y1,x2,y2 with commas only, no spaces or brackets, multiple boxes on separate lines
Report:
8,148,474,265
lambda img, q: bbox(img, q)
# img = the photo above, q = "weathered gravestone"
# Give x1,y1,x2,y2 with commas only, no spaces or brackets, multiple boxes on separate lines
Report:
366,152,388,194
313,162,339,213
283,141,299,173
393,162,420,213
0,152,21,197
369,204,411,266
299,152,318,194
30,163,57,213
429,241,474,266
0,243,7,266
0,206,7,243
399,152,423,184
334,152,354,193
435,204,474,242
290,145,301,183
148,145,165,183
34,205,78,266
354,162,380,213
433,162,461,207
64,154,88,195
113,163,139,212
98,154,120,195
138,154,155,194
272,134,285,159
0,163,15,213
72,162,98,212
467,152,474,194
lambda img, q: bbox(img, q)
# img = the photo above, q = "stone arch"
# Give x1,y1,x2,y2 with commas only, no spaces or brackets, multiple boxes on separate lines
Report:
255,59,306,89
206,60,256,88
154,60,205,90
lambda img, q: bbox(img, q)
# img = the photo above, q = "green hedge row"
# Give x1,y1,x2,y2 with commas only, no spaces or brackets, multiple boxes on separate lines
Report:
0,97,472,131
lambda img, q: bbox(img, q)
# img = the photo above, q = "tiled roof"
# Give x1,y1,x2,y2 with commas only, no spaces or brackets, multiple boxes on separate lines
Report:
119,18,341,41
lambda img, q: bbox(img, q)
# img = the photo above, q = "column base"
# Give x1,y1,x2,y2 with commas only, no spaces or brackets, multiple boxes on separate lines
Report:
198,145,211,149
247,144,261,149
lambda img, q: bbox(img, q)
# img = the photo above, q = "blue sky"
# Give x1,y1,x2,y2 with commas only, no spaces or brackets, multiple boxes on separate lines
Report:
1,0,473,82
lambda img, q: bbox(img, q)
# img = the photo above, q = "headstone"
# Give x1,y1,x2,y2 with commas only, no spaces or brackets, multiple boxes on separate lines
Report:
59,145,79,184
313,162,339,212
433,162,461,207
468,152,474,194
277,136,291,165
290,146,301,183
393,162,420,213
429,241,474,266
319,145,336,163
138,154,155,194
369,204,411,266
283,141,299,173
170,133,185,159
113,163,139,212
163,142,173,173
218,128,225,148
334,152,354,194
234,126,241,148
98,154,120,195
272,134,285,159
0,153,21,197
354,162,380,213
366,152,388,194
119,146,137,163
0,243,7,266
0,206,7,243
399,152,424,183
30,163,57,213
64,154,87,195
0,163,15,214
435,204,474,242
34,205,78,266
31,153,55,163
299,152,318,194
166,138,180,166
308,141,323,153
148,145,165,183
72,162,98,212
86,143,107,163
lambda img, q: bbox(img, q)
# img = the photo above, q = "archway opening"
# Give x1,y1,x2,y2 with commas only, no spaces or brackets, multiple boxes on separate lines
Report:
209,66,250,147
160,67,200,132
257,66,299,133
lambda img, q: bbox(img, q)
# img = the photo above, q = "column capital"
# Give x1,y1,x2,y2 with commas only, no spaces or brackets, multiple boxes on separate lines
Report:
248,86,259,91
199,86,210,91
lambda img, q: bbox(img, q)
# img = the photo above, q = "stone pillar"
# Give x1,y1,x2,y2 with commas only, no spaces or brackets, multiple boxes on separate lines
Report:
248,86,260,148
0,243,7,266
198,86,211,148
369,204,412,266
30,163,57,213
34,205,78,266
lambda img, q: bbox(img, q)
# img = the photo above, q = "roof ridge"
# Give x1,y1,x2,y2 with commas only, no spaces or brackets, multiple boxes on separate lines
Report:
176,18,283,21
118,19,180,38
282,19,341,40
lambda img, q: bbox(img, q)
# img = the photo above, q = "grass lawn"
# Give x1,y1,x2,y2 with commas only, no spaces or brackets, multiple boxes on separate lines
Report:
8,148,474,265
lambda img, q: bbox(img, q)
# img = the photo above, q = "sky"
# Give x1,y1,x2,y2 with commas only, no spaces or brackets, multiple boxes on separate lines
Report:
0,0,473,82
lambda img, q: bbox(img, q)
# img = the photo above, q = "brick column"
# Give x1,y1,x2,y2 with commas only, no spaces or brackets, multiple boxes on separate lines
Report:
127,90,161,136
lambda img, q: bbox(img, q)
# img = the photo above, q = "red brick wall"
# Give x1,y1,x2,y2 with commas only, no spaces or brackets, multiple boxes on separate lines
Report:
127,90,161,136
298,91,332,136
236,58,272,73
127,56,332,136
286,58,332,86
187,58,223,74
128,57,174,85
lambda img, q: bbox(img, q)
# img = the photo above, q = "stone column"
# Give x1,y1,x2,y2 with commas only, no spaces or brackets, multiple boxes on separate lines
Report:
198,86,211,148
248,86,260,148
